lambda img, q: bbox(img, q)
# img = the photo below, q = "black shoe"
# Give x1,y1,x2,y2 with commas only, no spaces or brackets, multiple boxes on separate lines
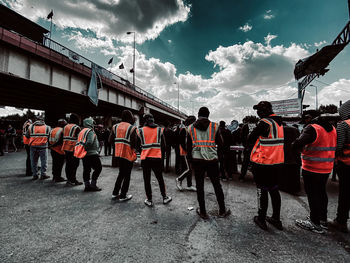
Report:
32,175,39,180
218,209,231,218
266,216,283,230
74,180,83,186
89,185,102,192
40,175,50,180
54,177,67,183
254,216,268,230
196,208,209,220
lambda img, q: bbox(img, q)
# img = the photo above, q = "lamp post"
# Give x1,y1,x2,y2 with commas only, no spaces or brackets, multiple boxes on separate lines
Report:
127,31,135,88
310,84,318,110
174,82,179,111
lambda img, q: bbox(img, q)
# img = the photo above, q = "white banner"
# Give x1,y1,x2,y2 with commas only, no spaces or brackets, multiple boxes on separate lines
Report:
270,98,301,116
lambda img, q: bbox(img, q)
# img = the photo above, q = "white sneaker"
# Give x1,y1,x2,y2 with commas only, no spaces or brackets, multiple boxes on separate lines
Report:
144,199,153,207
163,196,172,204
176,178,183,191
119,194,132,202
186,186,197,192
295,219,325,234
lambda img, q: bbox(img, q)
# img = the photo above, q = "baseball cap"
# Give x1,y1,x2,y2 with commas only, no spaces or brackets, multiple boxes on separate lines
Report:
253,101,272,111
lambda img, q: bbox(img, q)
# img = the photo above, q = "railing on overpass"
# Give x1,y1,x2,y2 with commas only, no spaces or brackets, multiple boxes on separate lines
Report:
42,36,186,116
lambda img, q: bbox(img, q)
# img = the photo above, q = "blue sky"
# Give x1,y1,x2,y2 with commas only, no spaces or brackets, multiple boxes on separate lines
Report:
1,0,350,121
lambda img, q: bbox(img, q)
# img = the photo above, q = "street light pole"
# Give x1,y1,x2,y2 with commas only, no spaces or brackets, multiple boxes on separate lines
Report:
173,82,180,111
127,31,135,88
310,84,318,110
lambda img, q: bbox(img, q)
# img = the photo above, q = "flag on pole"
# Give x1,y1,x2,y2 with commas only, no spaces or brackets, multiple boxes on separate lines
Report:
87,64,103,106
47,10,54,19
108,57,113,65
119,63,124,69
130,68,134,73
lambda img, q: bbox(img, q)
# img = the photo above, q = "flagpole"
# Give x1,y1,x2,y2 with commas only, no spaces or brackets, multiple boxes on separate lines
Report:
49,17,53,48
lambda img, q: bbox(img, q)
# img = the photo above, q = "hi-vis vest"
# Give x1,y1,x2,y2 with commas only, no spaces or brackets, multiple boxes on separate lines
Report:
139,126,164,160
188,122,218,161
74,128,93,159
49,127,65,155
250,117,284,165
113,122,137,162
22,121,31,145
28,124,50,146
179,125,187,156
337,119,350,165
62,124,80,152
302,124,337,174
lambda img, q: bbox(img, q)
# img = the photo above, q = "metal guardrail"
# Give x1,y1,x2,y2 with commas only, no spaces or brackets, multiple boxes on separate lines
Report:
43,36,186,116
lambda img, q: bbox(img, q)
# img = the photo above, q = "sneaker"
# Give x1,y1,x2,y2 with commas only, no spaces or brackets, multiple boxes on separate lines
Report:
66,181,75,186
266,216,283,230
328,219,349,233
144,199,153,207
186,186,197,192
163,196,172,204
89,185,102,192
295,219,325,234
254,216,268,230
40,175,50,180
111,194,120,201
320,220,328,230
74,180,83,186
196,208,209,220
218,209,231,218
119,194,132,202
32,175,38,180
176,178,183,191
54,177,67,183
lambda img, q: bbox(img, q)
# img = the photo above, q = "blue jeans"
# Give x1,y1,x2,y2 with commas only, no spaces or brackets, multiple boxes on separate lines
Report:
30,147,48,177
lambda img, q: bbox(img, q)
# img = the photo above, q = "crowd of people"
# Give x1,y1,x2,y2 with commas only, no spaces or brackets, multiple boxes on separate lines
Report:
5,99,350,235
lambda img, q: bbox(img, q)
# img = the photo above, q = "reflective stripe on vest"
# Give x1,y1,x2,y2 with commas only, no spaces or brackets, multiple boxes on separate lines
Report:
113,122,137,162
301,124,337,174
28,124,50,146
49,127,65,155
250,117,284,165
74,128,93,158
337,119,350,165
139,126,163,160
62,124,80,152
188,122,218,161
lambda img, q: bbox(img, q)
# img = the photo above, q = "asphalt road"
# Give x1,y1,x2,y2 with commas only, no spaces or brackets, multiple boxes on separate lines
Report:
0,149,349,262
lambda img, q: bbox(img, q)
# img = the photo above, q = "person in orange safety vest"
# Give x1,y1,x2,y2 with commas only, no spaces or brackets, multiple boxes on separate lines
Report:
293,115,337,234
23,119,32,176
110,110,140,202
25,116,51,180
49,119,67,183
248,101,284,231
62,113,82,186
139,113,172,207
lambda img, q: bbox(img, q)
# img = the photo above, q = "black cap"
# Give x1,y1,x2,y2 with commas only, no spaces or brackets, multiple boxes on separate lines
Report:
253,101,272,111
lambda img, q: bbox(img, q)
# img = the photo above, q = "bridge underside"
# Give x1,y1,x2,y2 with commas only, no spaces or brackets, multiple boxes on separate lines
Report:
0,72,179,126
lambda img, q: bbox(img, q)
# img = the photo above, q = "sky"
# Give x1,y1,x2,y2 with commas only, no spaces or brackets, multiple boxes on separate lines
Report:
1,0,350,122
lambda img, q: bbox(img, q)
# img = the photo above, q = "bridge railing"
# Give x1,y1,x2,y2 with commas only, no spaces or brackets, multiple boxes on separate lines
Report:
43,36,186,116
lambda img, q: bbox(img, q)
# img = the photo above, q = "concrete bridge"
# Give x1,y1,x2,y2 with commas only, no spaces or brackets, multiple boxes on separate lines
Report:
0,8,186,126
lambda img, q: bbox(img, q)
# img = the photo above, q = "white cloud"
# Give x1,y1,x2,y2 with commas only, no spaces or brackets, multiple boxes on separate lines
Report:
264,33,277,46
314,40,327,48
239,23,252,32
3,0,190,44
264,10,275,20
316,79,350,108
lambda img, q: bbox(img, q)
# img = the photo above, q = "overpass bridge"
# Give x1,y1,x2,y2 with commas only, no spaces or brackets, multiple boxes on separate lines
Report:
0,24,186,126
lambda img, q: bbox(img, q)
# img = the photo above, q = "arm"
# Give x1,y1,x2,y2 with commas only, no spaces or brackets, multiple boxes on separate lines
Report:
247,120,270,148
336,122,348,157
291,125,317,152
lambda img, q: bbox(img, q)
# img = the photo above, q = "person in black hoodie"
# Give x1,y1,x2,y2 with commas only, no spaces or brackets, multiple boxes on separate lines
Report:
217,121,234,180
293,115,337,234
248,101,284,231
187,107,230,219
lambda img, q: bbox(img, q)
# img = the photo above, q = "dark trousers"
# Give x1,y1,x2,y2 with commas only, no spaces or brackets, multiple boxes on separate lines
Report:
82,155,102,182
65,151,80,182
336,162,350,224
164,145,172,172
113,157,133,197
174,145,181,175
142,158,166,200
25,144,32,176
104,142,112,156
278,164,301,194
302,169,329,225
51,150,65,179
240,148,251,178
177,155,192,187
252,164,282,221
192,160,226,214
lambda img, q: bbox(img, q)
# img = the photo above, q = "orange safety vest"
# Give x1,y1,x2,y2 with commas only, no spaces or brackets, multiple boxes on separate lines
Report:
113,122,137,162
62,124,80,152
302,124,337,174
74,128,92,159
250,117,284,165
188,122,218,160
49,127,65,155
28,124,50,146
337,119,350,165
139,126,164,160
179,126,187,156
22,121,31,145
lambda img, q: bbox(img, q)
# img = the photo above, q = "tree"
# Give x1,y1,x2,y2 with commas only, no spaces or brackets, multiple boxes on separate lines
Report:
242,115,259,123
319,104,338,114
